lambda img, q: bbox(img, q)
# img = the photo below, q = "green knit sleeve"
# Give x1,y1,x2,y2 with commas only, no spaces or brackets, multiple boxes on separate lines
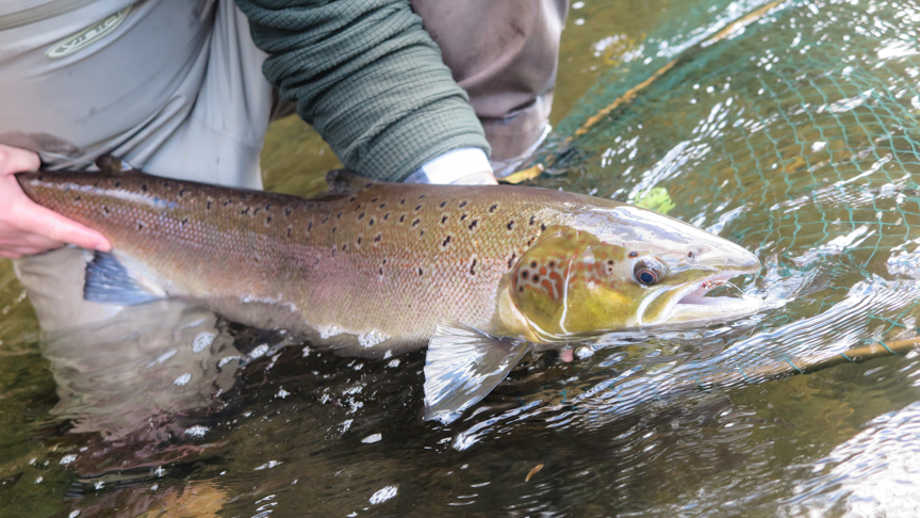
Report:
233,0,490,181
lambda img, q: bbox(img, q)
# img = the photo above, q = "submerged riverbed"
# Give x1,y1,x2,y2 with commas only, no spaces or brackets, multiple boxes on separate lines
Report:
2,0,920,516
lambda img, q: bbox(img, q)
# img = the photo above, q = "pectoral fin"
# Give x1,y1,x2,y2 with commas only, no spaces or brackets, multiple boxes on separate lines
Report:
83,252,164,305
423,323,531,424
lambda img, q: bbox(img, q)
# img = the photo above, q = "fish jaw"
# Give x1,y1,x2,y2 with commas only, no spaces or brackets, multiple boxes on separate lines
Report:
636,267,763,328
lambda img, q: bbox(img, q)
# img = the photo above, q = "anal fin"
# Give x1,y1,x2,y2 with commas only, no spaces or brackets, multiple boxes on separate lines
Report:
423,323,530,424
83,252,163,305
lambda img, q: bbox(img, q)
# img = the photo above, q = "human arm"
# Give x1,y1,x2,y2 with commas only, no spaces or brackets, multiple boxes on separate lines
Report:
0,144,111,258
233,0,495,184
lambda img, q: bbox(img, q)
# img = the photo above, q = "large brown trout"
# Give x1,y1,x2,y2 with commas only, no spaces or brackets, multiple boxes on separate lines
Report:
17,162,762,422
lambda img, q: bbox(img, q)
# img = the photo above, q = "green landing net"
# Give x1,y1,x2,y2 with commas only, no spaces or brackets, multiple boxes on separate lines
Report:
526,0,920,408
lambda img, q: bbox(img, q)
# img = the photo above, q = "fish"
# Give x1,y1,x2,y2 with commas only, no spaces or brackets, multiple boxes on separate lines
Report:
17,160,763,423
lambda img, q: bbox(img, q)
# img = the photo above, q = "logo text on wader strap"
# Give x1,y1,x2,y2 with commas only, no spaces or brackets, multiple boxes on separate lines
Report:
45,6,131,59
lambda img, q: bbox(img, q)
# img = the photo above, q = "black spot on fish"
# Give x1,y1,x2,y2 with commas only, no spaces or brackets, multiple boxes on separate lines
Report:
383,213,390,220
368,218,375,226
442,235,451,247
73,195,81,201
379,203,386,209
439,201,447,208
349,196,356,203
549,261,556,268
136,222,144,231
400,199,406,205
628,251,638,258
284,207,292,217
540,223,547,232
419,229,425,237
241,207,250,215
102,206,110,215
358,212,365,220
441,215,448,225
459,200,468,208
533,274,541,282
266,216,272,224
308,222,313,231
223,199,231,206
418,194,426,199
378,267,383,275
265,203,272,211
468,220,478,231
529,215,536,226
399,215,406,223
383,258,387,264
522,270,529,279
530,261,537,269
411,218,420,227
688,251,695,258
337,212,342,219
332,226,337,234
357,237,362,245
470,258,478,275
460,214,468,221
181,217,188,226
418,267,423,276
342,243,348,251
206,200,212,210
141,184,148,192
179,188,188,197
489,204,498,213
371,197,378,203
507,220,515,230
287,227,293,238
507,253,517,269
374,233,382,242
415,204,422,211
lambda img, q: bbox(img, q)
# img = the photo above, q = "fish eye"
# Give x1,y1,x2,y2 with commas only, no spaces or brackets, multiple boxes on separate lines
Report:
633,260,662,286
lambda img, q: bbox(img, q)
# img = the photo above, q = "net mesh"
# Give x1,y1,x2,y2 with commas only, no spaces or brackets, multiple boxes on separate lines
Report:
497,0,920,431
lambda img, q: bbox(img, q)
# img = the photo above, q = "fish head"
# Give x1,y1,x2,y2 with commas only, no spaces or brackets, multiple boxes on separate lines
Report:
506,205,762,340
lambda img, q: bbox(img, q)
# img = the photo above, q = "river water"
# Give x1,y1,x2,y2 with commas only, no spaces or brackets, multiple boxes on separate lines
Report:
2,0,920,516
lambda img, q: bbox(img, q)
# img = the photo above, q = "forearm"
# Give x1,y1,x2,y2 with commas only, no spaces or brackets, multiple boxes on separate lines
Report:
234,0,490,182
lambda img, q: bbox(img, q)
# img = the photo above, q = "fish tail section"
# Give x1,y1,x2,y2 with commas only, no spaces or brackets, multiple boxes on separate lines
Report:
83,251,165,305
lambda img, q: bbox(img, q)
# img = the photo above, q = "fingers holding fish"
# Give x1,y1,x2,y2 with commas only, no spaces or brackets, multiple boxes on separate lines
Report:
0,144,110,257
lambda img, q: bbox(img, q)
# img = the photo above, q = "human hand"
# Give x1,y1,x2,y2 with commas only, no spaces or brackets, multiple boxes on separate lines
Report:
404,148,498,185
0,144,111,258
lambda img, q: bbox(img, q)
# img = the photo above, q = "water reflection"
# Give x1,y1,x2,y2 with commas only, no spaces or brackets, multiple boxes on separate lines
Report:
782,400,920,516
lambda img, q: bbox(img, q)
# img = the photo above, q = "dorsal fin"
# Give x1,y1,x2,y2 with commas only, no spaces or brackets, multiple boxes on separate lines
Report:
325,169,384,195
95,155,139,175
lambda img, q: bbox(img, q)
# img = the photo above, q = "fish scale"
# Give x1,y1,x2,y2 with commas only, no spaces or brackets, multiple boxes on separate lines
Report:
17,166,761,420
18,169,572,351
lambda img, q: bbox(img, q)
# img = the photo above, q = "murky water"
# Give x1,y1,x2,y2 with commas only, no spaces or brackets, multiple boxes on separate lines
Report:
3,0,920,516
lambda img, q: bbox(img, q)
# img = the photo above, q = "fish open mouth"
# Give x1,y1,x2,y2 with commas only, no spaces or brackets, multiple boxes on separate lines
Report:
645,270,764,326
